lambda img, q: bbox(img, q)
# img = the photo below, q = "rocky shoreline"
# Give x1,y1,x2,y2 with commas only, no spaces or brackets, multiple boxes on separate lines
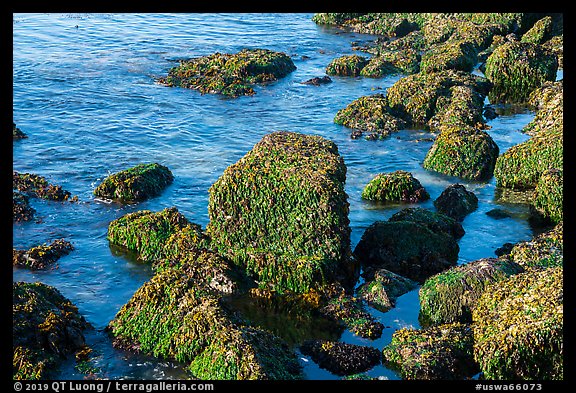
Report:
13,13,563,381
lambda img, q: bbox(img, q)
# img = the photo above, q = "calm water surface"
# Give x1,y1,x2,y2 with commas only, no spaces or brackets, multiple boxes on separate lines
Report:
13,13,539,380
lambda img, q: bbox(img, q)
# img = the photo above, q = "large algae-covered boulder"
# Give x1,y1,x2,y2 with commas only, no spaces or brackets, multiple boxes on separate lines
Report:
493,126,562,190
108,266,301,380
472,267,563,380
107,207,191,263
333,94,407,139
423,125,499,181
158,48,296,97
382,323,478,380
13,282,91,380
354,220,459,283
418,258,524,326
361,170,429,203
524,80,563,136
94,163,173,203
385,70,490,128
207,131,354,293
484,41,558,104
326,54,369,76
420,39,478,74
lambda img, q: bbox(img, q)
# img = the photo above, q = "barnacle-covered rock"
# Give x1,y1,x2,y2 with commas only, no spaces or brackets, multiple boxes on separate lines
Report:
505,221,563,271
354,220,459,283
472,267,563,380
13,171,74,201
13,239,74,270
13,282,91,380
423,125,499,181
300,339,381,376
493,125,562,190
206,131,355,294
356,268,417,312
334,94,407,139
108,267,301,380
158,48,296,97
13,191,35,222
418,258,523,326
389,207,465,239
382,322,478,380
361,170,429,203
326,54,369,76
531,168,563,225
94,163,173,203
433,184,478,221
107,206,192,263
484,41,558,104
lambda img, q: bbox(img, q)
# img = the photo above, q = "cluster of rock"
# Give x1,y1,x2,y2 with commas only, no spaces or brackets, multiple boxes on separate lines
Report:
13,12,563,381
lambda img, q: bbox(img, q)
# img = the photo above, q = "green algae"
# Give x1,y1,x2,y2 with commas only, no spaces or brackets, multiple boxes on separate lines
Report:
326,54,369,77
472,267,563,380
158,48,296,97
94,163,174,203
506,221,563,271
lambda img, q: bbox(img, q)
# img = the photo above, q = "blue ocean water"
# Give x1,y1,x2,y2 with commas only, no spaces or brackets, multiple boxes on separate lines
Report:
13,13,538,380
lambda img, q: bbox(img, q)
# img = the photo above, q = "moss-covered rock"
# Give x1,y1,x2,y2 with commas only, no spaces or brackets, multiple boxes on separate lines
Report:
300,339,382,376
382,323,478,380
531,168,562,225
313,13,427,37
333,94,407,140
13,171,75,201
13,191,35,222
493,125,562,190
206,131,355,294
326,54,369,76
423,125,499,181
506,221,563,271
13,282,91,380
520,16,554,45
94,163,173,203
361,170,429,203
427,85,487,130
108,266,301,380
13,239,74,270
386,70,490,128
389,207,465,239
472,267,563,380
542,34,563,69
484,41,558,104
356,268,417,312
107,207,191,263
420,40,478,74
433,184,478,221
524,80,563,136
419,258,524,326
158,48,296,97
354,220,459,283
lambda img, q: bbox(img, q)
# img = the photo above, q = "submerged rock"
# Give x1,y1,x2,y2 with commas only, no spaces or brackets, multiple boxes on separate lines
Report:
13,282,91,380
13,191,35,222
93,163,174,203
158,48,296,97
301,75,332,86
361,170,429,203
207,131,356,294
382,322,478,380
300,340,381,376
433,184,478,221
13,122,27,139
354,220,459,283
418,258,524,326
472,267,563,380
13,239,74,270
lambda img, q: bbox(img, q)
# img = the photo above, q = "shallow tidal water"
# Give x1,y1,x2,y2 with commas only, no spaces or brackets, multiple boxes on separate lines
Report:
13,13,546,380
